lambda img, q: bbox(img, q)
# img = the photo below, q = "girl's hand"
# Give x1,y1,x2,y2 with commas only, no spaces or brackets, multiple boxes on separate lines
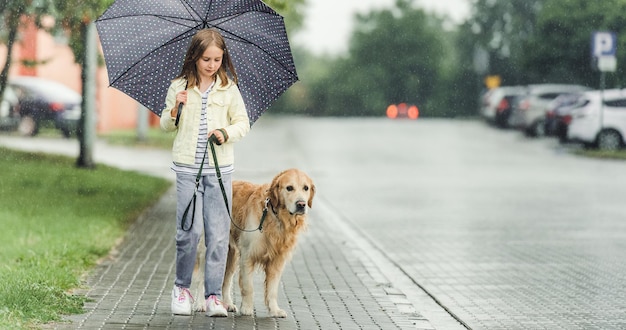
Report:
209,129,227,145
171,91,188,118
176,90,187,107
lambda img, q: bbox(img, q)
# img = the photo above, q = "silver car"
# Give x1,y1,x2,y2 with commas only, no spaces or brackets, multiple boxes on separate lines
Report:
508,84,590,137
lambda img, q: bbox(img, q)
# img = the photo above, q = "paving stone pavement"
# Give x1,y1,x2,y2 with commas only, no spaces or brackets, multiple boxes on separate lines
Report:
0,136,462,330
45,185,427,330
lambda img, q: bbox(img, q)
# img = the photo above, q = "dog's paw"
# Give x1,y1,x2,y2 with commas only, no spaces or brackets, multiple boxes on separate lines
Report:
269,308,287,318
239,304,254,316
226,303,238,313
194,301,207,312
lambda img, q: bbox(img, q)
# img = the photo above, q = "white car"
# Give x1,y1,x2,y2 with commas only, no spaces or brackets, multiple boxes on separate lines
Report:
481,86,526,122
480,86,526,125
0,86,20,129
567,89,626,150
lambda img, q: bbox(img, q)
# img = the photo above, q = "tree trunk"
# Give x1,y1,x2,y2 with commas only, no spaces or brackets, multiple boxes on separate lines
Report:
0,15,21,102
76,22,97,169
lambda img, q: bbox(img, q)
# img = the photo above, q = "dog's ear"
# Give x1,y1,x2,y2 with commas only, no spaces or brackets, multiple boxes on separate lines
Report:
307,181,316,208
269,171,285,208
271,184,281,208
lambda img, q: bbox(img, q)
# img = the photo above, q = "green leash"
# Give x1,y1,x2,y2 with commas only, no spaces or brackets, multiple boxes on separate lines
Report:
181,135,267,233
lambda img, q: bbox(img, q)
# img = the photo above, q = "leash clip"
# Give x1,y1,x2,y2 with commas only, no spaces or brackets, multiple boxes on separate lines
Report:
258,198,271,233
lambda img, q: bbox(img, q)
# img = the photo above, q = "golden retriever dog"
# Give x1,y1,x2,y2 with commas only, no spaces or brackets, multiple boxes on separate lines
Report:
191,168,315,317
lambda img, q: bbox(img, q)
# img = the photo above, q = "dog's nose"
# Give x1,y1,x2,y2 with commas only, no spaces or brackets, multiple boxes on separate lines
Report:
296,200,306,210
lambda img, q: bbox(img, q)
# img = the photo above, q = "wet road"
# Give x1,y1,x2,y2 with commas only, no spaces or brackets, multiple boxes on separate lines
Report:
236,117,626,330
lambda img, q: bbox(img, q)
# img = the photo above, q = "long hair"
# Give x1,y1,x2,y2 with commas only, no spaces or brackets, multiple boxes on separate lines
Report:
176,29,238,88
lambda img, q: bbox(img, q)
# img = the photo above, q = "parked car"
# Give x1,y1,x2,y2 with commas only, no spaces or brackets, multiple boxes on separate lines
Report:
8,76,81,137
0,85,20,130
508,84,590,137
480,86,526,128
567,89,626,150
544,93,585,142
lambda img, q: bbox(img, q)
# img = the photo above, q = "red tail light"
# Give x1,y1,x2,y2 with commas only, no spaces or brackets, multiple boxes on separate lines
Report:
50,102,64,112
546,110,555,118
496,99,509,113
563,115,572,125
407,105,419,119
386,104,398,119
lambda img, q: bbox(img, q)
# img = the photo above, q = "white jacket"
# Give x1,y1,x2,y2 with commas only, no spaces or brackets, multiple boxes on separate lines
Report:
160,76,250,166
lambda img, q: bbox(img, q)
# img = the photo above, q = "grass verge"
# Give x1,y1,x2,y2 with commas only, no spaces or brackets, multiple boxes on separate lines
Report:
574,148,626,160
0,148,171,329
100,128,174,150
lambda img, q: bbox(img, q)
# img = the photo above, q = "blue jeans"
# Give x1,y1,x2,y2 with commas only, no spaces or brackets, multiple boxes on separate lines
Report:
174,172,231,299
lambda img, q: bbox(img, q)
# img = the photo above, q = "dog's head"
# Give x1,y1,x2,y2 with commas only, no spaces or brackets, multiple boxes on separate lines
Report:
269,168,315,215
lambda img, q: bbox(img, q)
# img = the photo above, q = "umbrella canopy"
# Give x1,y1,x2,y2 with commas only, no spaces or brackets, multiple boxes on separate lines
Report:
95,0,298,125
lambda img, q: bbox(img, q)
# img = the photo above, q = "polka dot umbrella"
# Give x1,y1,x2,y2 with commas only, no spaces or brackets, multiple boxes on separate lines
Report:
95,0,298,125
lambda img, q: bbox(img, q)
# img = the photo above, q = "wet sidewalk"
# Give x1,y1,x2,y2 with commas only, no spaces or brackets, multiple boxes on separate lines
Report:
0,135,462,330
50,187,418,329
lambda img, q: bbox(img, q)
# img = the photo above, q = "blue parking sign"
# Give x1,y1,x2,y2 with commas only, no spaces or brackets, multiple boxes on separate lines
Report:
592,31,617,57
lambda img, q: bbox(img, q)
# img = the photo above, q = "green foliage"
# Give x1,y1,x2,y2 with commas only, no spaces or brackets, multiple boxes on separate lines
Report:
460,0,544,84
522,0,626,88
264,0,306,33
52,0,114,66
100,127,175,149
0,148,171,328
289,0,626,119
301,0,447,117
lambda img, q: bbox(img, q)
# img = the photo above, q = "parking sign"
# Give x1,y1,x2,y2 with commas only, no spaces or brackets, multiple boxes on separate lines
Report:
592,31,617,72
593,32,617,56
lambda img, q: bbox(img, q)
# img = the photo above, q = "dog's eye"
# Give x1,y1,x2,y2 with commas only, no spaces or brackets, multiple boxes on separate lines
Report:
303,185,309,191
286,185,294,192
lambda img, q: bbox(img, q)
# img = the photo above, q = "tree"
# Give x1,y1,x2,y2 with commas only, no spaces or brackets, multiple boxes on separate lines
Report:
266,0,306,33
521,0,626,88
309,0,446,117
48,0,111,168
0,0,56,107
462,0,544,85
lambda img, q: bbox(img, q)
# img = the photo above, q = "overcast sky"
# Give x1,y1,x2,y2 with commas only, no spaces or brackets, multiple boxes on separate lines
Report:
292,0,471,55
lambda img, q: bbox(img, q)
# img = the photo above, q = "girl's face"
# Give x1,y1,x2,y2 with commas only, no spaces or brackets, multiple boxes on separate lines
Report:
196,45,223,82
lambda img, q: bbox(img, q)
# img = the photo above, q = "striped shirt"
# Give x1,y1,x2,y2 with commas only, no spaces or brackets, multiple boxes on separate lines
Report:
172,83,234,176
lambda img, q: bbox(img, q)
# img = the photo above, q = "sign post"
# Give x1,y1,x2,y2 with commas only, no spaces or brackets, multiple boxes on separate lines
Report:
591,31,617,130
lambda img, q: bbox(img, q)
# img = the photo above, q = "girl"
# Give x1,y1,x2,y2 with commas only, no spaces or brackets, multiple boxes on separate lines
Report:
160,29,250,317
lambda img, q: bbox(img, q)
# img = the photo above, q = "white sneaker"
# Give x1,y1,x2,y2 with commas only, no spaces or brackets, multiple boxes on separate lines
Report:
171,285,194,315
206,295,228,317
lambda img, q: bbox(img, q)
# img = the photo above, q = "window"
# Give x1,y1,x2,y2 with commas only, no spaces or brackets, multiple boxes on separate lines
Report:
604,98,626,108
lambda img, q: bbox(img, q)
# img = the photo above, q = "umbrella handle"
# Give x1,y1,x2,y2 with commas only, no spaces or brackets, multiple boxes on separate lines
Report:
175,82,188,127
175,102,183,126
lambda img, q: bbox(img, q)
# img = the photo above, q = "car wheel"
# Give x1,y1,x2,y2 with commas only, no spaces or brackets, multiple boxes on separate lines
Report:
596,129,623,151
532,120,546,137
557,124,568,144
60,129,70,138
18,115,38,136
